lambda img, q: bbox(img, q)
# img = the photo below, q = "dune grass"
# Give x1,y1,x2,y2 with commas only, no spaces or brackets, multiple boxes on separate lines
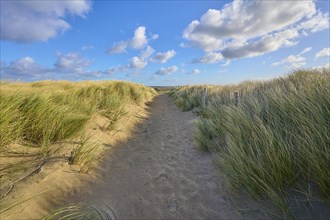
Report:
0,80,156,169
170,68,330,217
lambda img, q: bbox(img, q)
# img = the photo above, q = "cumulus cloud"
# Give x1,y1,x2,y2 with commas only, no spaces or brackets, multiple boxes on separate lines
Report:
0,0,92,43
179,42,190,48
315,48,330,59
55,52,91,74
0,57,50,78
151,50,176,63
299,11,330,33
129,46,155,70
152,34,159,40
154,66,178,75
107,26,157,54
103,65,129,75
188,69,201,75
1,52,109,79
106,45,155,76
221,29,300,59
140,46,155,60
130,26,148,49
130,57,147,69
272,55,306,69
192,52,223,64
271,47,312,69
183,0,329,60
54,52,102,77
107,41,128,54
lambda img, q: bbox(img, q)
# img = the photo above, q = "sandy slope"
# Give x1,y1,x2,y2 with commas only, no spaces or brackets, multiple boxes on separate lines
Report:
2,94,271,219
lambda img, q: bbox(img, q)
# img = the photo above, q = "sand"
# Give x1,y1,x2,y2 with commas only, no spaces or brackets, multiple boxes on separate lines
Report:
68,94,241,219
1,94,273,219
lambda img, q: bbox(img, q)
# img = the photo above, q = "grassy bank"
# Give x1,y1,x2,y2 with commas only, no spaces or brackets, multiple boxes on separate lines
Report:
0,80,156,194
169,69,330,217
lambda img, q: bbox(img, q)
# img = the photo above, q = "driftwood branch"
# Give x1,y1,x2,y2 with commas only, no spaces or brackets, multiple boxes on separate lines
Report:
1,161,45,198
0,156,68,199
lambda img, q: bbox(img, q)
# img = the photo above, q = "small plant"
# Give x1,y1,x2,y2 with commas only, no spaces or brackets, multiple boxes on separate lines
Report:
69,135,101,173
42,203,100,220
42,202,117,220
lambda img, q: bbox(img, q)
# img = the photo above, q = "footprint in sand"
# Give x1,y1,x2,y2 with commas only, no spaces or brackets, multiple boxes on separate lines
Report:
155,173,168,181
167,194,178,214
155,169,168,181
143,182,155,192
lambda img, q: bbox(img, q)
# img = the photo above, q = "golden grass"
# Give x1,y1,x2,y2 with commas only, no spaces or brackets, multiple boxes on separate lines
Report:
0,80,156,175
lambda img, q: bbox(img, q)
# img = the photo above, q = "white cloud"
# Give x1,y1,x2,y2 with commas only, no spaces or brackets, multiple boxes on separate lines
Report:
299,11,330,33
221,29,299,59
271,48,311,69
222,60,231,67
188,69,201,75
179,42,190,48
272,55,306,69
55,52,91,74
130,26,148,49
107,26,155,54
154,66,178,75
315,48,330,60
0,57,49,77
129,46,155,71
0,0,91,43
106,45,155,75
130,57,147,69
1,52,110,79
81,45,94,51
140,46,155,60
152,34,159,40
55,52,104,77
107,41,128,54
151,50,176,63
183,1,329,60
299,47,312,55
104,65,128,75
192,52,223,64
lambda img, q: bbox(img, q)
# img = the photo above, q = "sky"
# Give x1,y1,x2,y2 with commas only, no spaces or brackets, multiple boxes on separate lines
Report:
0,0,329,86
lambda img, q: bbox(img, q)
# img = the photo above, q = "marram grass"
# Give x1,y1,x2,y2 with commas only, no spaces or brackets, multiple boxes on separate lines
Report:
0,80,156,168
170,68,330,217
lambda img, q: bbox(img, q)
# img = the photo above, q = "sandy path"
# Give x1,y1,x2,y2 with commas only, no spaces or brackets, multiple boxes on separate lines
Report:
66,94,240,219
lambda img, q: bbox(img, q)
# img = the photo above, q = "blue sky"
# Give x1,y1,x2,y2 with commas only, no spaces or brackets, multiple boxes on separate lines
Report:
1,0,329,85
